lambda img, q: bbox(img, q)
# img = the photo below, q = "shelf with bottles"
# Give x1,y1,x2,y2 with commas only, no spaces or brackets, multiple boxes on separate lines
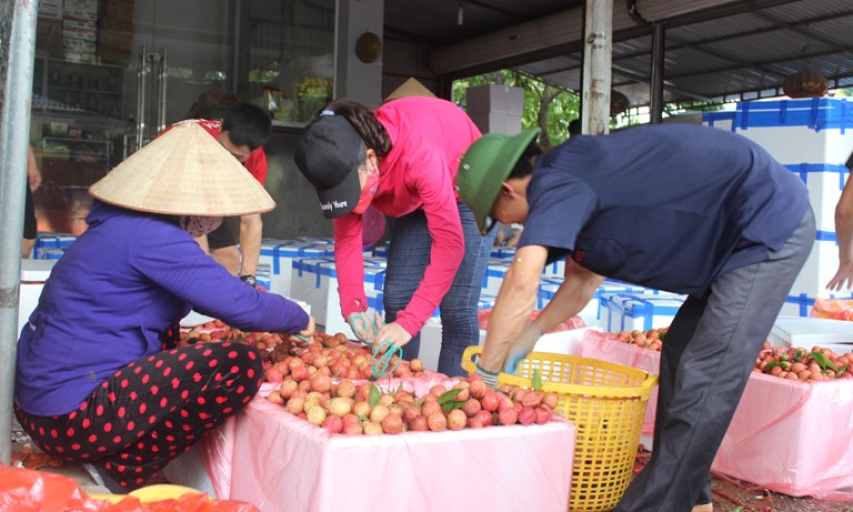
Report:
33,57,125,119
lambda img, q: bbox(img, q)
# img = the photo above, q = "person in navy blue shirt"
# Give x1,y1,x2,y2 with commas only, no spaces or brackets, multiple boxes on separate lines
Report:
457,123,814,512
15,122,314,493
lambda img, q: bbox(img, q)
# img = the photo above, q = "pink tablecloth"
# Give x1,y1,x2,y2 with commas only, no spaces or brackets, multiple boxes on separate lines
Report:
198,382,576,512
579,330,853,499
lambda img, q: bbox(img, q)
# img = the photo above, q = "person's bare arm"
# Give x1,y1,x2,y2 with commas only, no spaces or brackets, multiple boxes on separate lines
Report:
239,213,263,276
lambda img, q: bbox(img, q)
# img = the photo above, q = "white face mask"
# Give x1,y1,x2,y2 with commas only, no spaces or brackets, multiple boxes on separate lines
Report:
179,216,224,237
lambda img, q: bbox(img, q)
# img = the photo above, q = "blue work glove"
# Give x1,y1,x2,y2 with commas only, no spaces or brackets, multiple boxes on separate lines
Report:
503,323,544,374
474,364,500,388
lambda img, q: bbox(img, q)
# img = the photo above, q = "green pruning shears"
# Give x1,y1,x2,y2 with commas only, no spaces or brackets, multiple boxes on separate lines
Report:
349,312,382,345
371,340,402,380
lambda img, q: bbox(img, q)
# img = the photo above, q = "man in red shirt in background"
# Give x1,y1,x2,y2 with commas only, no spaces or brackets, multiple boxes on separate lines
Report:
160,102,272,285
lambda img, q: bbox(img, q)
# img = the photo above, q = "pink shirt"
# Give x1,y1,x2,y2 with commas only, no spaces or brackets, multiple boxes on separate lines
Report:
334,97,482,334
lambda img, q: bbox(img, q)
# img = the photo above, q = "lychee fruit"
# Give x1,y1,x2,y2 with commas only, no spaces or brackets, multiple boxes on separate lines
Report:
285,397,305,415
279,380,298,399
322,415,343,434
310,374,332,393
543,392,559,410
266,391,284,405
291,366,311,382
518,406,536,426
521,391,543,408
498,407,518,426
467,418,484,429
469,379,488,399
342,421,363,435
427,412,447,432
421,401,442,418
429,384,448,397
369,404,390,424
381,414,403,434
297,380,312,393
409,416,428,431
353,401,372,417
447,409,467,431
481,392,500,412
461,399,482,418
307,406,327,425
327,397,352,418
362,421,383,436
403,406,422,423
410,359,424,372
535,405,552,424
264,366,284,383
474,410,494,427
336,380,356,399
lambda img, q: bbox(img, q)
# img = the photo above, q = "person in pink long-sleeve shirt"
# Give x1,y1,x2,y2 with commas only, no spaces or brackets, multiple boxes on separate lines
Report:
295,96,496,376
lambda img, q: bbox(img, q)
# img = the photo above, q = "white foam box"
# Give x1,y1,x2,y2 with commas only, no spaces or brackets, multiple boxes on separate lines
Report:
599,292,686,333
33,232,77,258
769,315,853,355
255,263,272,291
297,236,334,244
490,246,515,260
780,290,853,318
703,98,853,233
417,295,498,373
258,239,333,297
18,259,57,336
373,241,390,259
291,257,387,339
180,295,311,328
466,84,525,116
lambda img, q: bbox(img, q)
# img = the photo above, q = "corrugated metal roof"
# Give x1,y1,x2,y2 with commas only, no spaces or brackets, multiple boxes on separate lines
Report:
385,0,853,107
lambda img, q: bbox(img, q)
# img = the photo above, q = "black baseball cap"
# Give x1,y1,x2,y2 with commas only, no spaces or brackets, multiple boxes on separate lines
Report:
294,114,363,218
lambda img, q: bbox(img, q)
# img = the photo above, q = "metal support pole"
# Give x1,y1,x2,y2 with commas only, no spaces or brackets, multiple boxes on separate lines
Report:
650,22,665,124
0,0,39,465
581,0,613,135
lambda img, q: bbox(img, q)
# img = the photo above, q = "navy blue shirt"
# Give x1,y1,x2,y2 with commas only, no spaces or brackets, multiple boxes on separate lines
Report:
518,124,810,295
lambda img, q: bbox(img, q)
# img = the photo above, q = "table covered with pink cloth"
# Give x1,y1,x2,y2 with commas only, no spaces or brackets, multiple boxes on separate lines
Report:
579,330,853,499
196,382,577,512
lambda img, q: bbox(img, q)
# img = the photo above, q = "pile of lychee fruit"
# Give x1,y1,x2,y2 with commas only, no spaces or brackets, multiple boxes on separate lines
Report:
612,327,667,352
262,336,427,382
266,375,560,435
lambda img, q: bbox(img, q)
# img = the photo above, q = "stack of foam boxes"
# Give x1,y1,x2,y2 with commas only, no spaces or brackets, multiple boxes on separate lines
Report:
598,293,686,333
466,84,525,135
704,98,853,316
258,239,333,297
291,256,388,339
538,278,656,329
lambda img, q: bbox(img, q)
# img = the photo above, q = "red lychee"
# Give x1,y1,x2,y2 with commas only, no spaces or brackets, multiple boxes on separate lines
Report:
279,380,298,399
498,407,518,426
409,416,428,431
535,405,552,424
266,391,284,405
518,406,536,426
461,399,482,418
381,414,403,434
427,412,447,432
481,392,501,412
322,415,343,434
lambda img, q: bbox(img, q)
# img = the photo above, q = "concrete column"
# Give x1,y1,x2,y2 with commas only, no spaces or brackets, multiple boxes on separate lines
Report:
334,0,384,105
650,22,665,124
581,0,613,135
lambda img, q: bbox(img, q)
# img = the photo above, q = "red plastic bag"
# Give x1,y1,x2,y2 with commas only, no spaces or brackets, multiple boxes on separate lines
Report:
811,299,853,321
0,465,260,512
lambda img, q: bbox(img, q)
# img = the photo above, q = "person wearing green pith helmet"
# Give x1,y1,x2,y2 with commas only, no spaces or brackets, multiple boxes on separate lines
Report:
456,124,814,512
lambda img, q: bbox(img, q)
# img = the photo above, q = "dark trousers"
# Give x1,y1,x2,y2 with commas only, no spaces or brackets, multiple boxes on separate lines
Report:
16,342,263,491
383,202,496,377
614,208,815,512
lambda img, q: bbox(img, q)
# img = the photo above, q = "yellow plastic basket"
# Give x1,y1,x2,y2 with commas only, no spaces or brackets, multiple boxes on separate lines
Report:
462,346,658,512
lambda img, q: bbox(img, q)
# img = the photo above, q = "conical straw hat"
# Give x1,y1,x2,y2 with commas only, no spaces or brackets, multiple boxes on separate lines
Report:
90,122,275,216
384,77,436,103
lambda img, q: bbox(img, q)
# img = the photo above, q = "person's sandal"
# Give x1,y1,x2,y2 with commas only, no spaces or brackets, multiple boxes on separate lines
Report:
82,462,126,494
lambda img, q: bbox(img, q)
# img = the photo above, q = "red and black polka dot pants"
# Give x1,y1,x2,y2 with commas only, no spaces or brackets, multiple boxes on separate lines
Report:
15,342,263,490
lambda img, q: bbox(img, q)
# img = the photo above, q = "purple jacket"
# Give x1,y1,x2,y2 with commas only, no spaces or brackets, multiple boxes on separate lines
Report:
16,201,309,416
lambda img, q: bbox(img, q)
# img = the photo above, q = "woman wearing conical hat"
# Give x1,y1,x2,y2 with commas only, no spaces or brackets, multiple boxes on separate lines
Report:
14,123,315,492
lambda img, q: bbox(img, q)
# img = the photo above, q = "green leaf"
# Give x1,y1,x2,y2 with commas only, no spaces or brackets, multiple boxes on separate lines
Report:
396,383,404,394
441,401,454,414
533,369,543,391
809,351,838,372
837,364,847,377
437,389,463,405
794,349,804,362
779,352,788,362
762,361,788,373
368,384,381,408
357,413,368,427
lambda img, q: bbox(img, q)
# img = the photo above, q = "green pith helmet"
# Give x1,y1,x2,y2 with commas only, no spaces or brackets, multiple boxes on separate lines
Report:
456,128,541,234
